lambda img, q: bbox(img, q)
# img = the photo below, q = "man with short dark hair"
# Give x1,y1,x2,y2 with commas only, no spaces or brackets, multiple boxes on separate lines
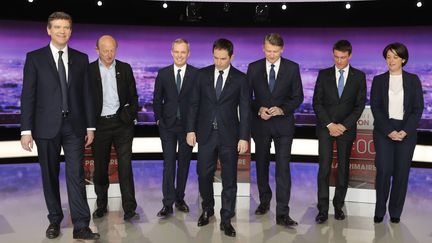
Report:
186,38,250,237
90,35,139,221
247,33,304,227
153,38,198,218
313,39,366,224
20,11,99,240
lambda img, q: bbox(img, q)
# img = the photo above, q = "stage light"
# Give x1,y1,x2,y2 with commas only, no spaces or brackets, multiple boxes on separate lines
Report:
254,4,269,23
97,0,103,7
185,3,203,22
162,2,168,9
281,3,287,11
417,1,423,8
345,2,351,9
28,0,34,3
223,3,230,13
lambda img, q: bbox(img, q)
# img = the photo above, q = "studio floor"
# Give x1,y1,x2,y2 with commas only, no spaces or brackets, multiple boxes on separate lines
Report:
0,160,431,243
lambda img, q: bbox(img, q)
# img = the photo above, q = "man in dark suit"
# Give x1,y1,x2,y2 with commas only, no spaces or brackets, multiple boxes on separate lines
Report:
20,12,99,240
247,33,303,227
89,35,139,221
186,39,250,237
153,38,198,218
312,40,366,223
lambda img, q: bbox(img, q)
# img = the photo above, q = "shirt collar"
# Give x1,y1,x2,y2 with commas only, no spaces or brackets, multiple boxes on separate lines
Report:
215,65,231,75
98,59,116,70
49,42,68,56
335,64,350,74
174,64,187,73
266,58,281,68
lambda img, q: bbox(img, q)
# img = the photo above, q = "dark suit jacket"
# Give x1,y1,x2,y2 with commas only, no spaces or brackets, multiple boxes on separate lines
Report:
186,65,250,146
370,71,424,136
20,45,95,139
312,66,367,139
89,59,138,124
153,64,198,129
247,58,304,137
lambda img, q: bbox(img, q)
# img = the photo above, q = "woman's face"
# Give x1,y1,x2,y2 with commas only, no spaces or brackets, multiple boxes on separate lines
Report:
386,49,405,74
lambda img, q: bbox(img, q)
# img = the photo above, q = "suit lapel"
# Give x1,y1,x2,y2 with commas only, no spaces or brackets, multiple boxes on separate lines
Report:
383,72,390,112
340,68,355,99
67,47,73,87
402,71,409,114
329,68,339,99
179,65,188,98
218,67,233,101
209,66,217,101
45,46,60,84
273,61,285,93
114,61,123,103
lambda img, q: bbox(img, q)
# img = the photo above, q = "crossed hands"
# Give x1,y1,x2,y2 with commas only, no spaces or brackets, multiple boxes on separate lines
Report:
388,130,407,141
259,106,284,120
327,123,347,137
186,132,249,155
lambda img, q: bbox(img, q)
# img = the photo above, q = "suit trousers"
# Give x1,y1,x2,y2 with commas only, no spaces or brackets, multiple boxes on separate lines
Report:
92,116,137,214
317,129,355,212
35,116,90,229
374,119,416,218
159,120,193,206
254,132,294,216
197,130,238,223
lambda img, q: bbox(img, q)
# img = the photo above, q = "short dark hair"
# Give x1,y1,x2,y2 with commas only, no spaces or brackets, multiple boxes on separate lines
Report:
47,12,72,29
213,38,234,57
383,42,409,66
333,40,352,55
264,33,284,47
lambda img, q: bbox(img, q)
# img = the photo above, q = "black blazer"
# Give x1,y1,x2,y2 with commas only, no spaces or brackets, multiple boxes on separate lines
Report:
20,45,95,139
153,64,198,129
89,59,138,124
247,58,304,137
312,66,367,139
186,65,250,146
370,71,424,136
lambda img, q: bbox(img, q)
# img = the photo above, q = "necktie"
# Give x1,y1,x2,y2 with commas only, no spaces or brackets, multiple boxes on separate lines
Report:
215,70,224,99
176,69,182,93
176,69,181,119
58,51,68,112
338,69,345,98
269,64,276,92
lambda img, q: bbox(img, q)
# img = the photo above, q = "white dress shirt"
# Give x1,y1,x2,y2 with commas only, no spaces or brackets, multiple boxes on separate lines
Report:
214,65,231,89
388,74,404,120
266,58,281,83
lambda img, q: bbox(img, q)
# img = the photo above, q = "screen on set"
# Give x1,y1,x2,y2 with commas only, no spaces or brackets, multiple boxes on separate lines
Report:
0,20,431,130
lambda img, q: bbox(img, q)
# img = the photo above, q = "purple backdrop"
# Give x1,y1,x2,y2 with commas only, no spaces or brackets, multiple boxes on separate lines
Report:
0,20,431,129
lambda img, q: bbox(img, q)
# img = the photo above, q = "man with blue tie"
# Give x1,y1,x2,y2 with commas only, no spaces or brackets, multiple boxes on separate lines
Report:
248,33,304,227
20,12,99,240
153,38,199,218
186,39,250,237
312,40,366,224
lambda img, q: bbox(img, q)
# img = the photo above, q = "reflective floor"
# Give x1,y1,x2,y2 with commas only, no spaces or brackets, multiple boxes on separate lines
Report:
0,161,431,243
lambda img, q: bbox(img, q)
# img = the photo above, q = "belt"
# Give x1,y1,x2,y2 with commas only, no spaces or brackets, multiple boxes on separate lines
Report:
62,111,69,118
101,114,117,119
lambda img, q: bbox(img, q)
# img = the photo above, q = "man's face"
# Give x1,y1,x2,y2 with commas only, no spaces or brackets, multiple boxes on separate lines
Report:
213,48,232,71
96,37,117,67
263,41,283,64
171,42,190,67
47,19,72,49
333,50,352,69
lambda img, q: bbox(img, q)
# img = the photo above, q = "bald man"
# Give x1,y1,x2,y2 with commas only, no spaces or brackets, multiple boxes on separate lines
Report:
89,35,139,221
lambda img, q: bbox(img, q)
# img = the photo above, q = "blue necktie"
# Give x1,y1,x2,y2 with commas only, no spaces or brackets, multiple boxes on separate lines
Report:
58,51,68,112
176,69,181,119
269,64,276,92
215,70,224,99
338,69,345,98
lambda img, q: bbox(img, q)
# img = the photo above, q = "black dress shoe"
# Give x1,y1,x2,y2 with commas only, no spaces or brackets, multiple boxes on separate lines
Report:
73,227,100,240
390,217,400,224
46,223,60,239
315,212,328,224
197,210,214,227
124,211,140,221
374,216,384,223
334,209,345,220
175,200,190,213
157,206,173,218
276,215,298,227
255,203,270,215
220,222,236,237
92,207,107,219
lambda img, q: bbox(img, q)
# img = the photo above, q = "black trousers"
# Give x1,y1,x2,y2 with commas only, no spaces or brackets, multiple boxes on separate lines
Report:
254,133,294,216
317,129,355,212
92,116,137,214
158,120,193,207
374,119,416,218
35,117,90,229
197,130,238,223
